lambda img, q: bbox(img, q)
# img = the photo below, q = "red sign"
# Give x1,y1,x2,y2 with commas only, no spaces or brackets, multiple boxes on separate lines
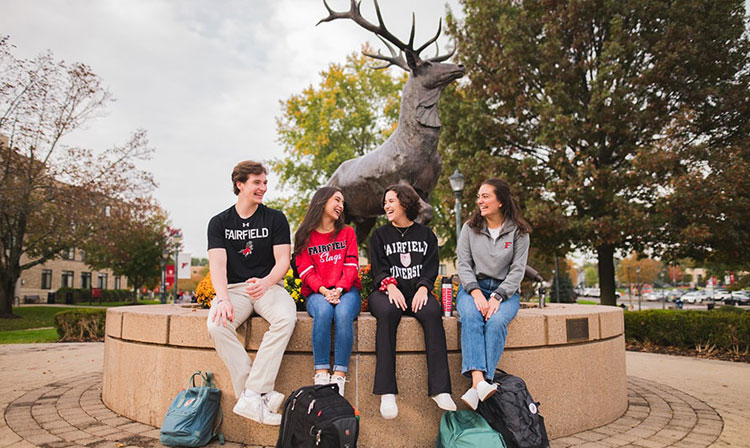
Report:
166,264,175,290
730,272,735,284
91,288,102,298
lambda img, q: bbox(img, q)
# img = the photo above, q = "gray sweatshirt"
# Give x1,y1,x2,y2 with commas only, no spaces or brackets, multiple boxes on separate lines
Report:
457,220,530,300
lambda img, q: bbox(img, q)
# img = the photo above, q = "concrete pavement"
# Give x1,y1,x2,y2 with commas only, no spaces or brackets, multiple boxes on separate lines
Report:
1,343,747,447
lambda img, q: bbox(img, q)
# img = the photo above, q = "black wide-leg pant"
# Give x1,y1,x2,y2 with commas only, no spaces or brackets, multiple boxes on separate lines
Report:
368,290,452,396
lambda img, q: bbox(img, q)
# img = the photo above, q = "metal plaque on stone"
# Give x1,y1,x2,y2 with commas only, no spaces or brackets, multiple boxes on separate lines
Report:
566,318,589,342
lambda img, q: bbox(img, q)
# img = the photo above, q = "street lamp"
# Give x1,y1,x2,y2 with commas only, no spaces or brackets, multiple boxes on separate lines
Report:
636,266,641,311
173,230,183,304
449,169,465,243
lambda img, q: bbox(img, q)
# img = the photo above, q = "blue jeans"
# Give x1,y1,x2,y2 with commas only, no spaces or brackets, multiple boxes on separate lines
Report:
457,278,520,380
305,288,361,372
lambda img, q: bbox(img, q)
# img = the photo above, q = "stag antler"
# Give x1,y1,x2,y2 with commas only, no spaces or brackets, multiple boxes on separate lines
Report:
318,0,453,70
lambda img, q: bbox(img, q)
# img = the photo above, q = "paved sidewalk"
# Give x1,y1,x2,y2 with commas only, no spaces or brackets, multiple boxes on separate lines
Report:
1,343,747,447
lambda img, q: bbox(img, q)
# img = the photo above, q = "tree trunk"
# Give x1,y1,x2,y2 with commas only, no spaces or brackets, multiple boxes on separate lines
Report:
597,244,617,306
0,272,17,317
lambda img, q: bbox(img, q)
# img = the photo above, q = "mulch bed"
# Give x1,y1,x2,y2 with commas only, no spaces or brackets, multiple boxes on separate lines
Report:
626,341,750,363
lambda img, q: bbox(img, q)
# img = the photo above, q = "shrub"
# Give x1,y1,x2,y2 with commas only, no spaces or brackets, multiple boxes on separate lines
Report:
624,309,750,353
549,273,576,303
54,309,106,342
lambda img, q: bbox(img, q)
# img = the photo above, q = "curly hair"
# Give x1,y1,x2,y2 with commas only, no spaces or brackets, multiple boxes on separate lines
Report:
382,184,421,221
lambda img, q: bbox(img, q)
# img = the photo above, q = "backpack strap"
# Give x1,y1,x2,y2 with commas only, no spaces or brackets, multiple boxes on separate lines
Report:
188,371,203,388
212,406,224,445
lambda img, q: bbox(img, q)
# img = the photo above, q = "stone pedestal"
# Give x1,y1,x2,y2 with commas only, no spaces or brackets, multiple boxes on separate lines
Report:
102,304,626,447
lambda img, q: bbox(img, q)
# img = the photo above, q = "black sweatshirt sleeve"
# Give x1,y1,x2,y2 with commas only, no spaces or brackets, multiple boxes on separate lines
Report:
416,227,439,294
369,228,391,289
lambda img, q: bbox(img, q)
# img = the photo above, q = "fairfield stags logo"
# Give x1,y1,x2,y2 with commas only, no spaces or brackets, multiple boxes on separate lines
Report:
400,252,411,267
504,242,512,249
239,241,254,257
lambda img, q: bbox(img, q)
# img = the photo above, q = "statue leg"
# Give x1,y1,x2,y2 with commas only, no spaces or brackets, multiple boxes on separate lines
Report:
415,199,433,225
355,217,377,244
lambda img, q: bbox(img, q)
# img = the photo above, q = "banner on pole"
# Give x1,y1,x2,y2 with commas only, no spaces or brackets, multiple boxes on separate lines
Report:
177,253,192,279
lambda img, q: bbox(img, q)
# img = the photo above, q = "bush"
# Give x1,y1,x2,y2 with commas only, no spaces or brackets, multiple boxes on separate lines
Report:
549,273,576,303
624,309,750,353
54,309,106,342
54,287,134,302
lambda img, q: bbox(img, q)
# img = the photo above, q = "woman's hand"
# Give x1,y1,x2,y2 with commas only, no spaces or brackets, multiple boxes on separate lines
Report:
485,297,501,321
325,288,342,305
411,286,429,313
386,283,407,311
210,299,235,326
471,289,489,316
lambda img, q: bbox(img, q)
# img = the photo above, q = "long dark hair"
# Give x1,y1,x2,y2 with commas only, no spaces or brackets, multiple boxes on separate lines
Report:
468,178,531,234
293,187,345,257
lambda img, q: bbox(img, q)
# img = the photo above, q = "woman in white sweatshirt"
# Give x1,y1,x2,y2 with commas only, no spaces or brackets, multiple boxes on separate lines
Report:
456,178,531,410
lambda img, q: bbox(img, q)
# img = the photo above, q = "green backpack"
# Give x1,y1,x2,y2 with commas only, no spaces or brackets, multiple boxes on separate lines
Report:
436,410,506,448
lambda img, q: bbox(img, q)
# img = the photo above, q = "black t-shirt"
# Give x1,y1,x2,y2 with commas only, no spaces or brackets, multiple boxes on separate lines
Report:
207,204,291,284
369,222,439,300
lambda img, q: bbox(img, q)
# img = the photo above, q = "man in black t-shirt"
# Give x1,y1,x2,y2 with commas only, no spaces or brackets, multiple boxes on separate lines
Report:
206,160,297,426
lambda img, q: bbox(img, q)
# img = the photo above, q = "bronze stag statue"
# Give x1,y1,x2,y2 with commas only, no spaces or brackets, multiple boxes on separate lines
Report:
319,0,465,243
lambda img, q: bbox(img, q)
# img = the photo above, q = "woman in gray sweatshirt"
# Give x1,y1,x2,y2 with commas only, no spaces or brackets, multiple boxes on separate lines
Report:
456,178,531,410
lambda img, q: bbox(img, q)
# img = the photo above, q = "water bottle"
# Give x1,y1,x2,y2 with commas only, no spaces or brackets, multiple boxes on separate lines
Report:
441,276,453,317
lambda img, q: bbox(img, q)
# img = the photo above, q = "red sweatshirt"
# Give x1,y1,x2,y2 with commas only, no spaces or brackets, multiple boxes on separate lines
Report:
295,226,362,296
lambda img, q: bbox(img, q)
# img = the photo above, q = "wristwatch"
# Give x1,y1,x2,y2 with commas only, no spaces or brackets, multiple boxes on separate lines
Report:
490,292,503,303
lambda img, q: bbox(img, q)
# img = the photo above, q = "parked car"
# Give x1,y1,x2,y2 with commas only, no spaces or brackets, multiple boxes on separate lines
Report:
725,291,750,306
680,290,710,304
711,289,732,302
664,289,684,302
644,291,666,301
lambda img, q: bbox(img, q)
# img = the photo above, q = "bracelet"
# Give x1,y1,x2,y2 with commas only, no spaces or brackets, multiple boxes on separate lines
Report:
379,277,397,292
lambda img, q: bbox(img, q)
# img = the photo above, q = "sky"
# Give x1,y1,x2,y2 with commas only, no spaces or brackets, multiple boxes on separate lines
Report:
1,0,462,258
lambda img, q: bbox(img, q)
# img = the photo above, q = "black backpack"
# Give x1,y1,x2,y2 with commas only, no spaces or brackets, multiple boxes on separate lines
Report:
477,370,550,448
276,384,359,448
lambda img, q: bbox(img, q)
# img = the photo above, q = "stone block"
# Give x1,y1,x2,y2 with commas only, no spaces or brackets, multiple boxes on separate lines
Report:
356,314,460,353
505,308,548,347
169,309,248,348
120,306,171,344
599,306,625,339
105,309,123,338
545,305,602,345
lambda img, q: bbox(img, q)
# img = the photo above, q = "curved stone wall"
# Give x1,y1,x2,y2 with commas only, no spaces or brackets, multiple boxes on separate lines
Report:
102,303,626,447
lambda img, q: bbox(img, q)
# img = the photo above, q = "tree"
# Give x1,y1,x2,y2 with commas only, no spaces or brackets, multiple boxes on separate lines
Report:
550,271,576,304
443,0,750,305
584,263,599,287
84,199,169,302
0,38,155,317
616,254,663,286
272,46,406,227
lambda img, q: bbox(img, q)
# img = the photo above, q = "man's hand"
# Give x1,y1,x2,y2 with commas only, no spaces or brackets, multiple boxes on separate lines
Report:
245,278,269,299
411,286,429,313
211,299,235,326
386,283,407,311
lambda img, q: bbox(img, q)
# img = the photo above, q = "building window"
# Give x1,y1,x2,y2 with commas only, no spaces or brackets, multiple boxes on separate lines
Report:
114,276,121,290
81,272,91,289
41,269,52,290
98,273,108,289
61,271,74,288
80,250,86,262
62,248,75,260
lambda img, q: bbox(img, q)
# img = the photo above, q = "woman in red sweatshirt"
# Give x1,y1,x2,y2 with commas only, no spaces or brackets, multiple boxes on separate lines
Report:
294,187,361,396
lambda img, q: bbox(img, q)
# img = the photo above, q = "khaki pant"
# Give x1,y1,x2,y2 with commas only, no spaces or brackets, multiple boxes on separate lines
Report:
207,283,297,398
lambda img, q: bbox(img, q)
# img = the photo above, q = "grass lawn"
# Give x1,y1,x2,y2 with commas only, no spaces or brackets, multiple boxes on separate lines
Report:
0,301,159,332
0,328,59,344
577,299,599,305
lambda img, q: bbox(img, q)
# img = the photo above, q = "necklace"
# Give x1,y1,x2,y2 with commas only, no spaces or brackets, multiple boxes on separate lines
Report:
393,224,412,238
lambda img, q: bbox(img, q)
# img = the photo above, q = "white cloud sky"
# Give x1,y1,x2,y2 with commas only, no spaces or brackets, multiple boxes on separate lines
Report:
1,0,462,257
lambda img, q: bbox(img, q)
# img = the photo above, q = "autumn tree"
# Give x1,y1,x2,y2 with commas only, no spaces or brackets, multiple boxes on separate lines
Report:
272,46,406,227
0,38,156,316
442,0,750,305
84,199,169,302
616,255,663,286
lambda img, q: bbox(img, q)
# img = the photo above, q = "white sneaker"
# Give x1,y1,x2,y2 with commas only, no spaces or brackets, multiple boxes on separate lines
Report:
263,390,284,414
380,394,398,419
314,372,331,385
431,393,457,411
331,375,346,396
233,393,281,425
461,388,479,410
477,380,498,401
